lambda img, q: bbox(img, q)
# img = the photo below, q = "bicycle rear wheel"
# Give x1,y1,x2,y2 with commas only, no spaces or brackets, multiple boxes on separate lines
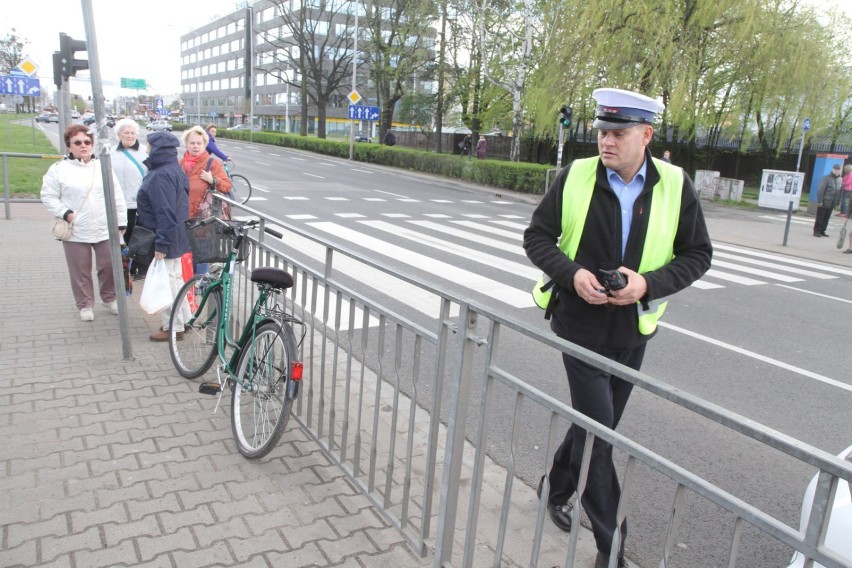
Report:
229,174,252,205
231,321,296,459
169,275,221,379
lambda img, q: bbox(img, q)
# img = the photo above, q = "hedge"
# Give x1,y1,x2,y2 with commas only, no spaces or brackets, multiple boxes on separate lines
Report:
219,130,553,195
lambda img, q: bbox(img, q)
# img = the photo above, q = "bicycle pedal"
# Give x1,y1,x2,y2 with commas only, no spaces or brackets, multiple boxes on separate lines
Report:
199,382,222,395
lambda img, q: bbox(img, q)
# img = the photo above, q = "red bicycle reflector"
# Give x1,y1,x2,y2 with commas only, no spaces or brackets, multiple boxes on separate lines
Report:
291,361,303,381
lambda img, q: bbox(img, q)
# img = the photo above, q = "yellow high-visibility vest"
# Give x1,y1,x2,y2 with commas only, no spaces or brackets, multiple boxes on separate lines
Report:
532,156,683,334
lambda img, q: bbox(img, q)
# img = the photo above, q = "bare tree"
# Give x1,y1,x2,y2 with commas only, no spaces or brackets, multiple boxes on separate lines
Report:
260,0,360,138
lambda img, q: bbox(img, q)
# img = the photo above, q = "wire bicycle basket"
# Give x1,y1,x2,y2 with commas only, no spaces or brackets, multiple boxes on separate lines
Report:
186,219,251,264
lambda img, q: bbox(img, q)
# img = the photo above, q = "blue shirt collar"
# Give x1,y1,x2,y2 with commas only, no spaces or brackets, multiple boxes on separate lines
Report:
606,160,647,187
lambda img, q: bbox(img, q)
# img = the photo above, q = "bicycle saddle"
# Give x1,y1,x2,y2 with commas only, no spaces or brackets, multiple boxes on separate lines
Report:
250,267,294,290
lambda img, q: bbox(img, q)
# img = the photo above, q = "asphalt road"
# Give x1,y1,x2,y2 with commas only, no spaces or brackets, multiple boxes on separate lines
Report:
33,123,852,566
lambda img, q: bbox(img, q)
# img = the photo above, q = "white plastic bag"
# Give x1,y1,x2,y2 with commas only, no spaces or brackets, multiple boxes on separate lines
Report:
139,259,173,315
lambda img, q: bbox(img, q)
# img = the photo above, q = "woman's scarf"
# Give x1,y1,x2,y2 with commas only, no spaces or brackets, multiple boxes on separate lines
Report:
182,151,203,175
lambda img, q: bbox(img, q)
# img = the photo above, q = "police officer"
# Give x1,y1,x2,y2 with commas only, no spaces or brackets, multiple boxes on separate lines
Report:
524,88,712,568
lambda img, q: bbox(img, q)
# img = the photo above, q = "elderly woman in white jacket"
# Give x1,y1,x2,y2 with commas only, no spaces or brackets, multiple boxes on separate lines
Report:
41,124,127,321
110,118,148,278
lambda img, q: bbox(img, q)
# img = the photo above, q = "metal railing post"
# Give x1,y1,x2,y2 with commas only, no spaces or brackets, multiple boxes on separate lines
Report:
434,304,479,566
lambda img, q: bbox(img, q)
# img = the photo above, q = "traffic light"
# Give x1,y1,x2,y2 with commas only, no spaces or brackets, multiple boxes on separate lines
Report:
59,33,88,79
559,105,572,128
52,51,63,88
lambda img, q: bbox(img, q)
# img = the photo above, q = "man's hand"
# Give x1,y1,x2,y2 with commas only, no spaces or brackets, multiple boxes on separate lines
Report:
573,268,609,305
606,267,647,305
154,251,166,260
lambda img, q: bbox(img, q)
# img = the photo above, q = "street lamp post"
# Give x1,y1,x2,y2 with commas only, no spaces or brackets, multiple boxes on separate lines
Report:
349,0,359,160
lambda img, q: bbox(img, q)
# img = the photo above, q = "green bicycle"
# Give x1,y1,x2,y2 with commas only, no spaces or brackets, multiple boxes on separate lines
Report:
168,217,304,459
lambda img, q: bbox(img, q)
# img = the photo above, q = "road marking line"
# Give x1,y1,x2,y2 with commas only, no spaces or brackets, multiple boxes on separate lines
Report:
336,213,366,218
452,220,521,240
286,214,317,219
283,196,309,200
352,168,372,173
256,161,271,166
252,187,270,193
712,243,852,276
360,220,538,278
408,220,525,255
375,190,407,198
303,172,324,179
324,196,349,201
308,221,536,308
363,197,386,201
775,284,852,304
659,322,852,393
703,269,764,285
710,260,803,282
713,252,837,279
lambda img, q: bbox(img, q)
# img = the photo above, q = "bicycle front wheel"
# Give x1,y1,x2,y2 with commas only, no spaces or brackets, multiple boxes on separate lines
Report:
229,174,252,205
169,275,222,379
231,321,296,459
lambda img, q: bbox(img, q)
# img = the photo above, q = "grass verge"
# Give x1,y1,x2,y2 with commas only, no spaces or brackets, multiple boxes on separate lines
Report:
0,114,63,198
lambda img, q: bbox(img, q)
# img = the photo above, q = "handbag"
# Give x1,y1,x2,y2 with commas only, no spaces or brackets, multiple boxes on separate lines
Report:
50,165,96,241
197,158,232,221
127,225,156,264
837,218,848,250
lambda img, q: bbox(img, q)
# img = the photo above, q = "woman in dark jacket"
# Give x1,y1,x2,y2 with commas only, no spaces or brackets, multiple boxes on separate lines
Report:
135,131,191,341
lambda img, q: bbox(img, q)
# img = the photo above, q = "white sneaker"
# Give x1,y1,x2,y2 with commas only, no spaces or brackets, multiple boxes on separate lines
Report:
103,301,119,315
80,308,95,322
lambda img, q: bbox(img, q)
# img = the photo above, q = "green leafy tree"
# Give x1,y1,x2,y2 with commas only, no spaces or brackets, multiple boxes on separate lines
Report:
361,0,437,140
0,29,25,74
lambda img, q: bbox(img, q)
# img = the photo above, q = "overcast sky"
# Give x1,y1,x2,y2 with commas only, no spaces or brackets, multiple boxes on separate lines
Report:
5,0,244,99
6,0,850,104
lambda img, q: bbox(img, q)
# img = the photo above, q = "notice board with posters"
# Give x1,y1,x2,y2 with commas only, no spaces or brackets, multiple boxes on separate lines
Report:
758,170,804,211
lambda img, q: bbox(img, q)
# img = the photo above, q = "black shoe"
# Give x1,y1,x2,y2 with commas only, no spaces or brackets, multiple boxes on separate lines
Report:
813,232,823,237
595,551,627,568
537,475,573,532
821,232,829,237
132,272,147,281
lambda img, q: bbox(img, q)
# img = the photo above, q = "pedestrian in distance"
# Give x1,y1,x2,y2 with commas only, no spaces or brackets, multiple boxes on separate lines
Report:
476,136,487,159
813,163,843,237
524,87,712,568
459,134,472,158
41,124,128,322
661,149,671,163
383,129,396,146
839,164,852,217
110,118,149,280
135,132,192,342
205,124,229,162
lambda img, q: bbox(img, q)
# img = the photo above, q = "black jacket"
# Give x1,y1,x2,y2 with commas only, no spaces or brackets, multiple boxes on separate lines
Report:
136,133,191,260
523,151,712,351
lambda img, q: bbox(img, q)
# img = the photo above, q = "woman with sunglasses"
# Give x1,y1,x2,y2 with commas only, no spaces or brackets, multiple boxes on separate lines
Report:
41,124,127,322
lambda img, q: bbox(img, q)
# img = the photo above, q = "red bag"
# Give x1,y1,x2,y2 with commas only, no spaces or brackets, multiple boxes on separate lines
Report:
181,252,197,312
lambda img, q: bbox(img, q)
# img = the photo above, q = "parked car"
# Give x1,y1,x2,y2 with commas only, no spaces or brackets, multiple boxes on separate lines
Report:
83,115,116,127
355,134,371,143
36,113,59,123
71,109,80,119
227,123,261,131
146,120,172,132
787,444,852,567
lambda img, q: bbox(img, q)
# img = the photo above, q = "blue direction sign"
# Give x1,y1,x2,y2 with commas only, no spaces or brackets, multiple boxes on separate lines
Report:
348,105,380,121
155,97,166,116
802,117,811,132
0,75,41,96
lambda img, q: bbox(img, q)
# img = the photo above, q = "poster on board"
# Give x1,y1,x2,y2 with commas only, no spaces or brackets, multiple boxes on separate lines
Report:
758,170,804,211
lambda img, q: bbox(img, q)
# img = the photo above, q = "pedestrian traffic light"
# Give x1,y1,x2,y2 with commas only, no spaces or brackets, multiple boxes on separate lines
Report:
559,106,572,128
59,33,88,79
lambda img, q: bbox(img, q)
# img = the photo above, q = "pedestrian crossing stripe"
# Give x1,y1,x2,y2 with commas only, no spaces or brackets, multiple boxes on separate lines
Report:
257,217,846,315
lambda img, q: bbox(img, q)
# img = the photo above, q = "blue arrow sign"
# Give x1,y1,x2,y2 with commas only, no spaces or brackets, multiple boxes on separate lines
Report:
348,105,381,121
0,75,41,96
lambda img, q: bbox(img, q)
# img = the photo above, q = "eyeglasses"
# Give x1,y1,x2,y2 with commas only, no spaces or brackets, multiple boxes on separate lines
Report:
71,139,93,147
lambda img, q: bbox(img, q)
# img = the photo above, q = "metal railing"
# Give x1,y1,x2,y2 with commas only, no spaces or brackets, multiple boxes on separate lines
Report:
1,151,64,220
220,194,851,568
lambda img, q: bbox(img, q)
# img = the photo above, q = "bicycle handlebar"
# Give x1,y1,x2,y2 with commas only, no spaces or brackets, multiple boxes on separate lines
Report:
186,216,282,239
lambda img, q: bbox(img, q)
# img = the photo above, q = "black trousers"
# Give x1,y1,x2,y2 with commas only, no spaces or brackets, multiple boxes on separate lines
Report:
813,206,832,234
547,343,647,558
